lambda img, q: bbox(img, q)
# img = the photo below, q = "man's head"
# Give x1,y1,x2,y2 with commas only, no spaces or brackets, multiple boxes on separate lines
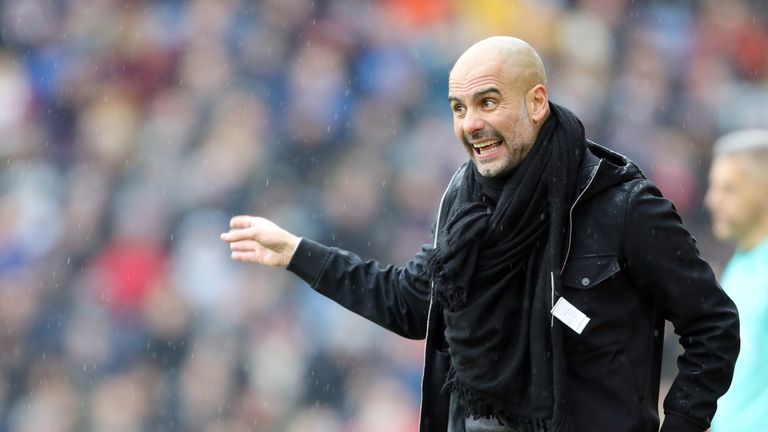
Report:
705,129,768,250
448,36,550,177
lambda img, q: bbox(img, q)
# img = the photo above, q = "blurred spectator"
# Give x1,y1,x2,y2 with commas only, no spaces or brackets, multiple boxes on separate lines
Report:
0,0,766,430
705,129,768,431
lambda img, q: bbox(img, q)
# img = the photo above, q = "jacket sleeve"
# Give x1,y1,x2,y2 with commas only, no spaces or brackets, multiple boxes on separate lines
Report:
286,237,432,340
622,180,740,432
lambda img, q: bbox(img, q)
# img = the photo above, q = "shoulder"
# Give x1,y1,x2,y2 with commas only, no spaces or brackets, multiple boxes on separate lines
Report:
576,141,648,203
434,163,469,229
441,162,469,203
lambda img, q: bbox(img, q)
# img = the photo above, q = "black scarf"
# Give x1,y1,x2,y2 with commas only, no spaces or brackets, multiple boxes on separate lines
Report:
424,103,586,431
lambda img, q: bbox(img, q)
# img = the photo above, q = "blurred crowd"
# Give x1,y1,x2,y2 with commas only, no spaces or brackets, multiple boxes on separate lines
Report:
0,0,766,431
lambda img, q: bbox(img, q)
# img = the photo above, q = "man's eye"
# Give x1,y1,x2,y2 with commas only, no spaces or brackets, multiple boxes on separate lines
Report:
453,105,465,114
482,99,496,108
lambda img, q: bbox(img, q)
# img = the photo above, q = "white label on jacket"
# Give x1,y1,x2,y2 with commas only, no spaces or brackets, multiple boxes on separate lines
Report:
551,297,590,334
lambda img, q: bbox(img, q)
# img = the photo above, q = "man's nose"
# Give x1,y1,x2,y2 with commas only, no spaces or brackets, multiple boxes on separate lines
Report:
462,110,485,136
703,188,717,211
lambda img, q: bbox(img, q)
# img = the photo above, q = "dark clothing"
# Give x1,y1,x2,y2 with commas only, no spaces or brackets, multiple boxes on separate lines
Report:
287,142,740,432
474,165,510,204
448,392,519,432
425,105,586,430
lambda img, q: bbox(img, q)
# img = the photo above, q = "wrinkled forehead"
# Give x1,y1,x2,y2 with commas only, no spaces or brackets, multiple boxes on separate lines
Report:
448,58,511,96
450,51,504,80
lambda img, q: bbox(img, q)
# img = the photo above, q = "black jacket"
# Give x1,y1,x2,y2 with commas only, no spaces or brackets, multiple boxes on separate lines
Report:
288,143,739,432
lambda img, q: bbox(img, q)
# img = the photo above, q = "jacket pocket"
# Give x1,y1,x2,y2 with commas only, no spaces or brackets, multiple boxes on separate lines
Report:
560,254,627,355
562,254,621,290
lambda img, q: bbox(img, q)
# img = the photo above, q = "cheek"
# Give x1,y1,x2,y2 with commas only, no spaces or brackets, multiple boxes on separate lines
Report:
453,119,463,139
737,192,766,222
715,193,739,217
503,116,533,141
744,185,767,207
717,192,759,228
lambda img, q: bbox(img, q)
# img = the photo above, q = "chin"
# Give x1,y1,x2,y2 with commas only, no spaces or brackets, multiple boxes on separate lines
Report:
476,162,512,178
476,165,500,177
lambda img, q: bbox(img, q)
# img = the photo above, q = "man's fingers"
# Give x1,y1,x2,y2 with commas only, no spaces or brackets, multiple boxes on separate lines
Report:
230,251,258,262
222,216,290,268
229,215,254,229
229,240,259,252
222,216,255,241
220,228,251,242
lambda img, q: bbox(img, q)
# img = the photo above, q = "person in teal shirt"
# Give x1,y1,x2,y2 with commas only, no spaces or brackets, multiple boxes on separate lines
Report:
706,129,768,431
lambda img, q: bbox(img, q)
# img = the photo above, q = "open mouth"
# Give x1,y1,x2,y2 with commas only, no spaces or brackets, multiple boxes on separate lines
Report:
472,139,504,155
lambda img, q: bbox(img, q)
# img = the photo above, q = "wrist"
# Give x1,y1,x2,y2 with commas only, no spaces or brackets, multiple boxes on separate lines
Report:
286,238,331,284
287,235,302,262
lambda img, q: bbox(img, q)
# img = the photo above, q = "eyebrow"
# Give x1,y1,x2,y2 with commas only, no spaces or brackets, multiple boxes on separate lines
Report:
448,86,503,104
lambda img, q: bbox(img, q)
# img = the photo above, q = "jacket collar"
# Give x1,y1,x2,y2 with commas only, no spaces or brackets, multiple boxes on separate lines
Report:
576,141,644,201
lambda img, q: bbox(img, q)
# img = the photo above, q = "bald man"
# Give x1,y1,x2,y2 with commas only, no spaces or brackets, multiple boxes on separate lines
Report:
222,37,738,432
705,130,768,432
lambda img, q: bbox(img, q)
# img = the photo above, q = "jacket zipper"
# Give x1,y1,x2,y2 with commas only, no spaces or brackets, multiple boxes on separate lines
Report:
560,159,603,274
416,160,601,427
418,166,463,430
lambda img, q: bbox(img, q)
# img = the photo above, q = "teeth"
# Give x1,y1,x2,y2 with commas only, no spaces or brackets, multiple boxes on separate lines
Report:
472,140,500,149
472,140,502,155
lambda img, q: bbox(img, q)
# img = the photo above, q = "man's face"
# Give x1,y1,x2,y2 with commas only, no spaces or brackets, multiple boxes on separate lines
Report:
705,155,767,245
448,61,538,177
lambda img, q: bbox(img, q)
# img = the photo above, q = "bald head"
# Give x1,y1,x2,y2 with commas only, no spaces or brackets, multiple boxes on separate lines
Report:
450,36,547,94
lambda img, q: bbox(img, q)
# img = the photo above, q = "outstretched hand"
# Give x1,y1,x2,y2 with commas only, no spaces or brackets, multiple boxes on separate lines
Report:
220,216,300,268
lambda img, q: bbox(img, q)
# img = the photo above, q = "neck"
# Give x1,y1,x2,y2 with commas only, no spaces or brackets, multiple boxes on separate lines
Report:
475,164,512,203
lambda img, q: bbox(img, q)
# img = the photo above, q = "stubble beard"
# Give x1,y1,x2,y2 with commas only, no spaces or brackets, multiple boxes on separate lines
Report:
475,156,512,177
468,103,536,178
471,130,535,178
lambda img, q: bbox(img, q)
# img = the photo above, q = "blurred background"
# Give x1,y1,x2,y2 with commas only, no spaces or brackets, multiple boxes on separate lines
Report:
0,0,766,430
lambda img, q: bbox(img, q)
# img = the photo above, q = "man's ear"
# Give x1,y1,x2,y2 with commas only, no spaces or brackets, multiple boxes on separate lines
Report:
526,84,549,123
